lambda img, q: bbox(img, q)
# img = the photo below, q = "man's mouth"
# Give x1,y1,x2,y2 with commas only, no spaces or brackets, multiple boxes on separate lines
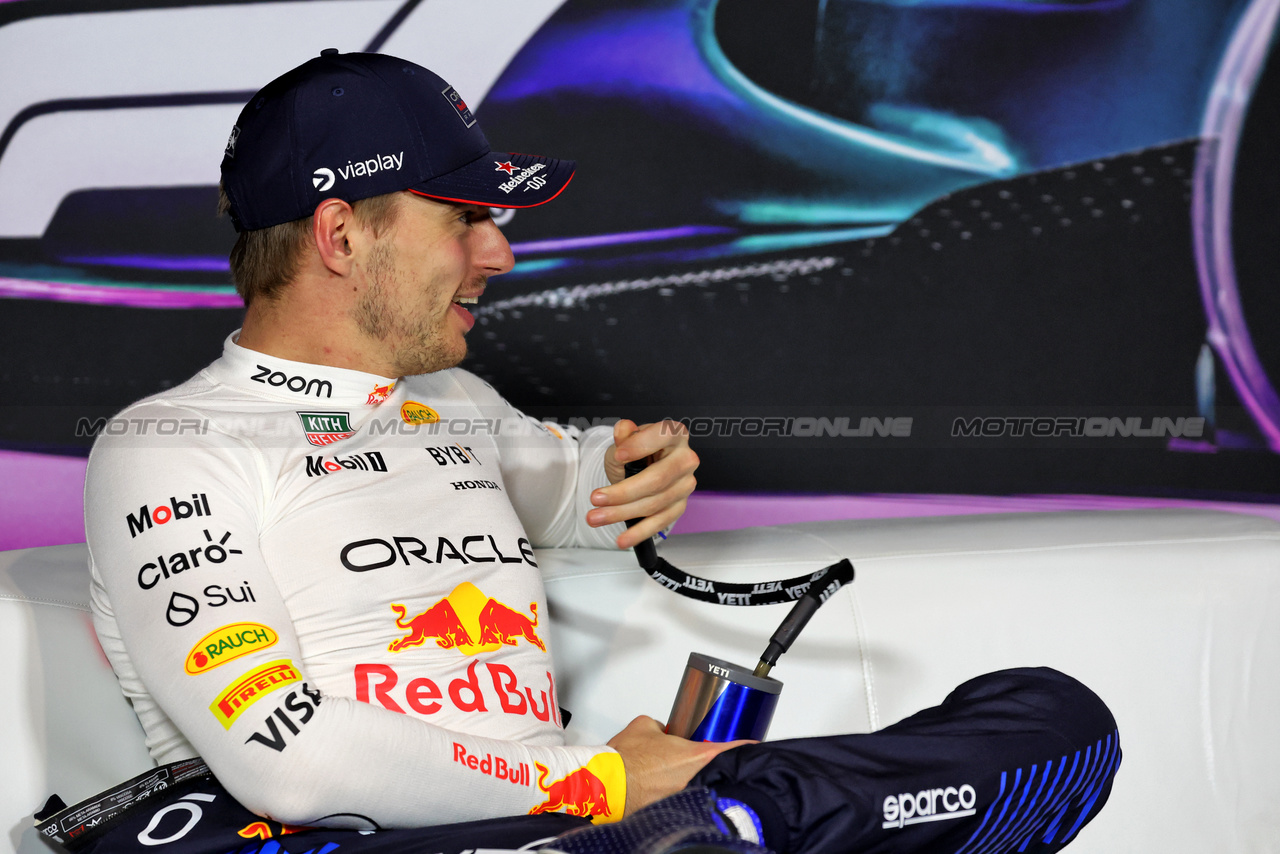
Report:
453,296,479,305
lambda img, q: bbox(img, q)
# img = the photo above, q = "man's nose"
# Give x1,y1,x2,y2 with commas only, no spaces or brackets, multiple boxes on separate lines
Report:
479,217,515,276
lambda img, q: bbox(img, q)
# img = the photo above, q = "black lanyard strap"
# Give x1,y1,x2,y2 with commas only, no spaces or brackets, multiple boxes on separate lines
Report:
635,546,855,606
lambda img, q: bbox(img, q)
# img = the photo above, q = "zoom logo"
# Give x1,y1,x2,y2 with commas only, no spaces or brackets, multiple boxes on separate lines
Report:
313,168,335,191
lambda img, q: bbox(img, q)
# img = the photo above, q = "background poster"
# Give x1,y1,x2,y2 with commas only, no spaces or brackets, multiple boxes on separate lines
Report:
1,0,1277,547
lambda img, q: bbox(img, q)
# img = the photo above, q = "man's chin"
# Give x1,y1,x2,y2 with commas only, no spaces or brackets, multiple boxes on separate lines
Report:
397,344,468,378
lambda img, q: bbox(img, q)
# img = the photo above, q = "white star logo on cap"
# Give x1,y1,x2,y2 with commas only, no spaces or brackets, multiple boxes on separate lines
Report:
494,161,517,175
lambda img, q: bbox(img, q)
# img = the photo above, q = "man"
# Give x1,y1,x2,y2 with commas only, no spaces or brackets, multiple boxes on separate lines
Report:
75,51,1118,854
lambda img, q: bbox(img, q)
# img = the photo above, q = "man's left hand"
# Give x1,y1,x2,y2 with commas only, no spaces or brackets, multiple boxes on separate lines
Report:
590,419,698,549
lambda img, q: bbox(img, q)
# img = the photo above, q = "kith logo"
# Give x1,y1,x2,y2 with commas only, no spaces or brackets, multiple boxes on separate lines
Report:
298,411,354,446
312,168,335,191
127,494,212,537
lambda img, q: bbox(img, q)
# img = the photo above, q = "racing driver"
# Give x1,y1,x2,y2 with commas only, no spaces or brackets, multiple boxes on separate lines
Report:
70,50,1120,854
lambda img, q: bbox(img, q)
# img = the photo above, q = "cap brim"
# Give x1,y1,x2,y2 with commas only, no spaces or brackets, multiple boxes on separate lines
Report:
408,151,575,209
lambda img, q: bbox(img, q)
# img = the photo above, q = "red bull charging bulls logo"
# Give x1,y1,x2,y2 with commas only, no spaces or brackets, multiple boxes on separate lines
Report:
528,761,613,819
389,582,545,656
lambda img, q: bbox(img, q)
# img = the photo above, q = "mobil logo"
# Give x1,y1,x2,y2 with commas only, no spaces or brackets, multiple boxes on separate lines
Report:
126,494,212,538
528,756,620,819
304,451,388,477
388,582,544,656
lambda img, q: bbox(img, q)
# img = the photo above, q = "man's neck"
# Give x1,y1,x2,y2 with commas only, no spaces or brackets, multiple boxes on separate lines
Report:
236,288,396,377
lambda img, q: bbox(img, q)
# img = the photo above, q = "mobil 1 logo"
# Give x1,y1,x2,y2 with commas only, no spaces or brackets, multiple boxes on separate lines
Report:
305,451,388,477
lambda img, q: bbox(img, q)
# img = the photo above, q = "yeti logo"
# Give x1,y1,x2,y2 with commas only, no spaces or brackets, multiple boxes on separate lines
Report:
312,168,336,191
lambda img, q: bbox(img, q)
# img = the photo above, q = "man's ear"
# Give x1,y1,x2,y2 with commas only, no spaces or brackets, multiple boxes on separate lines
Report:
313,198,360,276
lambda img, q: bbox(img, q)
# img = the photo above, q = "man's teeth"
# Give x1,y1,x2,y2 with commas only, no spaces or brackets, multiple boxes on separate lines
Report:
454,296,479,305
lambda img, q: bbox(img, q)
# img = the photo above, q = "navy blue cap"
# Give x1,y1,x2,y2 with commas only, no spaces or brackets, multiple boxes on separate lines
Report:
220,50,575,231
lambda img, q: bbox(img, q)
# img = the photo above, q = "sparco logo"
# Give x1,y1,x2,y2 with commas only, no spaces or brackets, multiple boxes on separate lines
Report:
127,494,212,538
882,784,976,830
251,365,332,398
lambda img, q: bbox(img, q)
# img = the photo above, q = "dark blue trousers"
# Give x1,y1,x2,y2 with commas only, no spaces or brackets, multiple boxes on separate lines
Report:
44,668,1117,854
694,667,1121,854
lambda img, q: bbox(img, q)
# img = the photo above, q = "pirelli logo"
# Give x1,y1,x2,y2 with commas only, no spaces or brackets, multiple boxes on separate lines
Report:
210,660,300,729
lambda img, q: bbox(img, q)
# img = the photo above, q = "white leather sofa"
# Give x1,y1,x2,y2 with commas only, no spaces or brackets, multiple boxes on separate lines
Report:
4,510,1280,853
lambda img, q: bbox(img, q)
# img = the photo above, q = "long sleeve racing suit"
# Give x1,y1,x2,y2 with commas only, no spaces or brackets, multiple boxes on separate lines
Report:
85,333,627,829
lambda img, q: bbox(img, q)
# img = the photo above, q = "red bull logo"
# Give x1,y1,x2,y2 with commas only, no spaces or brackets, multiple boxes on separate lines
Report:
355,662,560,723
366,382,395,405
389,600,472,652
528,759,618,819
388,582,544,656
452,743,531,786
237,821,309,840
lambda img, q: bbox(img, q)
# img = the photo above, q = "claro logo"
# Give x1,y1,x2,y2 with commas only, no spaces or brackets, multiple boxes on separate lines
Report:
138,530,243,590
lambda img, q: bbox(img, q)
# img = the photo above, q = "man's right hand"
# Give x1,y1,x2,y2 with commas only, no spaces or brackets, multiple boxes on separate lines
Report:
607,715,752,814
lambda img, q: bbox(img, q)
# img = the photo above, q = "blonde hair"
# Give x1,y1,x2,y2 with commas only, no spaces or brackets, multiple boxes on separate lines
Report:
218,188,402,305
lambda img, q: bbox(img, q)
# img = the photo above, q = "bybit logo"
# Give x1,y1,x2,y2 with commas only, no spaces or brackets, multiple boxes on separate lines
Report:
313,168,336,191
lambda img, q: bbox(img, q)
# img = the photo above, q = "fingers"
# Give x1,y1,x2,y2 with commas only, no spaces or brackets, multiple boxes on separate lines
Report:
612,419,690,465
606,715,753,813
594,419,699,548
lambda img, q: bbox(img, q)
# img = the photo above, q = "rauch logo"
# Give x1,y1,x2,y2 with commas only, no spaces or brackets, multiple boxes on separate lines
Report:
185,623,279,675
